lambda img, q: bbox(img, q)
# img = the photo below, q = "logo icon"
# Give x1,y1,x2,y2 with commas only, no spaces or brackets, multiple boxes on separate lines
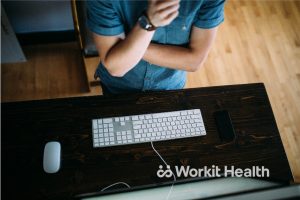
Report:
157,165,173,178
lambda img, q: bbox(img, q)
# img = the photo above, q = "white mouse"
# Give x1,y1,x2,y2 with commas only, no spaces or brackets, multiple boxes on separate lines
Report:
43,141,61,173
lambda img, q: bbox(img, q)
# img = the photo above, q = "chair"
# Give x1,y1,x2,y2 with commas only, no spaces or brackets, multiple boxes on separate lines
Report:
71,0,102,94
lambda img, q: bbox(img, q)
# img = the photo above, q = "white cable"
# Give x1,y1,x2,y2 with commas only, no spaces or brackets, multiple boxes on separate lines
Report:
100,142,176,200
151,141,176,200
101,181,131,192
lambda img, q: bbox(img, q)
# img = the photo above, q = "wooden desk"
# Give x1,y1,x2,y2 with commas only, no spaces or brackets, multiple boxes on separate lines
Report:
2,83,292,199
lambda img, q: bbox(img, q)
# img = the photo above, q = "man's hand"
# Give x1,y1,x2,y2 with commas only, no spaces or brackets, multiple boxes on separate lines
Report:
147,0,180,27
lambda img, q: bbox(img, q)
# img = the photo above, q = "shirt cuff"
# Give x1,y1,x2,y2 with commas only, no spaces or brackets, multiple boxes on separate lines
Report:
87,21,124,36
193,15,224,29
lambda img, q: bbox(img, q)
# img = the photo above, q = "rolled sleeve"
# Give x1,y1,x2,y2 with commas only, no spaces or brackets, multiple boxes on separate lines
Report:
86,0,124,36
194,0,226,29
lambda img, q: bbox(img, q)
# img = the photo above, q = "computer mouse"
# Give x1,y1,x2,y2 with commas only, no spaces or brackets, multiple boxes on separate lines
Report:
43,141,61,173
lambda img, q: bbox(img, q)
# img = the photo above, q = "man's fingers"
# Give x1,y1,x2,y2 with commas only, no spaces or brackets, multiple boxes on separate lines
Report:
159,4,180,19
147,0,180,27
163,10,179,25
156,0,180,11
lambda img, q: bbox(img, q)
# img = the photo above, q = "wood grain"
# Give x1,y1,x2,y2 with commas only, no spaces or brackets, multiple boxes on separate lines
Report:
186,0,300,182
2,83,292,199
1,42,90,101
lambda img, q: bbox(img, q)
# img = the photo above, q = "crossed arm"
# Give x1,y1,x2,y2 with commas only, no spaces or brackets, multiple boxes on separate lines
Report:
93,23,218,77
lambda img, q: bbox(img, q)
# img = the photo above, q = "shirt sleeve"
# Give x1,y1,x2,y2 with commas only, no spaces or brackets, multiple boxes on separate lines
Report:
193,0,226,29
86,0,124,36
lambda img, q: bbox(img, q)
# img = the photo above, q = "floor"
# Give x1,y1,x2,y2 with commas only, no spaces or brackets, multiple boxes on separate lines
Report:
1,42,90,101
1,0,300,182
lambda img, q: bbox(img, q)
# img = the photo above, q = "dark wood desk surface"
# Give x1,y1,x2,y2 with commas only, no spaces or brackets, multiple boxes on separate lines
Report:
2,83,292,199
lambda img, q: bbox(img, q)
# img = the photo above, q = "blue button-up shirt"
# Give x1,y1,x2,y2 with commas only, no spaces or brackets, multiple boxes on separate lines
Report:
87,0,225,94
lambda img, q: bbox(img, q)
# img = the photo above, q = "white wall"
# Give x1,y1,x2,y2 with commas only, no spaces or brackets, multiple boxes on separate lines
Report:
2,0,74,33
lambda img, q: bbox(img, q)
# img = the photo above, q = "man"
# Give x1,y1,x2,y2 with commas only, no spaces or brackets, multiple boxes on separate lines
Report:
87,0,225,94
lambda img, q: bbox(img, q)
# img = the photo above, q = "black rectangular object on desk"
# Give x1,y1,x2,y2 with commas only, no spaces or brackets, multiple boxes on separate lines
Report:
214,110,236,142
1,83,293,200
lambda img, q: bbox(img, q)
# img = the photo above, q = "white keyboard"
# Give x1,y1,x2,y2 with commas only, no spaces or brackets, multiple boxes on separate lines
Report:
92,109,206,148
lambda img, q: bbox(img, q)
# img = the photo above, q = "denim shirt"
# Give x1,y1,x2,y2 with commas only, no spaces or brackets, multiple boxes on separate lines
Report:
87,0,225,94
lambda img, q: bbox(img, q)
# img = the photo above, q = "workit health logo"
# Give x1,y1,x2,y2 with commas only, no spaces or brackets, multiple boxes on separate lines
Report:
157,165,173,178
157,165,270,178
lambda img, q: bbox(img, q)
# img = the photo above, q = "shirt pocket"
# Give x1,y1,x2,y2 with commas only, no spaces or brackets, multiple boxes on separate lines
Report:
152,28,166,44
166,15,192,45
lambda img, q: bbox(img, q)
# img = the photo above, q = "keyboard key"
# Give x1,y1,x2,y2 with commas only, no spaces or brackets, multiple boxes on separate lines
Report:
135,134,141,139
133,125,141,129
133,121,143,125
93,120,98,129
181,111,187,115
103,118,113,123
132,115,139,120
93,129,98,134
191,115,200,119
193,109,200,114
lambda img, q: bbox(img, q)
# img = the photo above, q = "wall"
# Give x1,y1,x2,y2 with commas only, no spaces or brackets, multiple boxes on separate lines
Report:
2,0,74,33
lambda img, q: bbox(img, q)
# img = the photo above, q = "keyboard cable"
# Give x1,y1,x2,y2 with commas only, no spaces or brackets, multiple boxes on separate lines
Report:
151,141,176,200
101,141,176,200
